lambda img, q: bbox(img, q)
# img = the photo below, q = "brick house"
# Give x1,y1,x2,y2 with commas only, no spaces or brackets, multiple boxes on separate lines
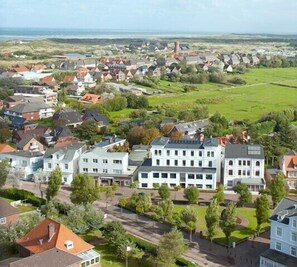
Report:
0,198,20,227
279,150,297,189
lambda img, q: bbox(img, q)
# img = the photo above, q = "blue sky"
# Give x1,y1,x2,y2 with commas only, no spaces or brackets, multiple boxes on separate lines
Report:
0,0,296,34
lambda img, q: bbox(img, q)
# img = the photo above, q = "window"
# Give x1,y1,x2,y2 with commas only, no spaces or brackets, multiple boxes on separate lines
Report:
113,160,122,164
158,150,162,155
83,158,88,163
65,164,68,170
141,183,148,188
91,259,95,264
153,173,159,178
170,173,176,179
293,220,297,228
208,161,212,167
113,169,122,174
48,163,52,169
166,150,170,156
103,159,108,164
83,168,88,172
238,170,241,175
154,150,158,155
182,160,186,166
161,173,168,178
276,227,282,237
243,170,246,176
199,161,202,167
170,183,176,187
190,160,194,167
103,169,108,173
199,151,202,157
276,242,281,251
166,160,170,166
174,160,178,166
93,168,98,172
211,152,214,157
207,151,210,157
183,150,186,156
247,170,250,176
229,160,233,166
291,247,297,256
243,160,246,166
196,174,203,179
63,177,67,182
292,232,297,242
196,184,203,189
227,181,233,186
255,171,260,176
188,174,195,179
95,257,99,263
0,217,6,225
206,174,212,180
228,170,233,175
141,173,148,178
93,159,98,163
238,160,242,166
156,159,160,166
206,185,213,189
175,150,178,156
256,161,260,166
191,151,194,156
247,161,250,166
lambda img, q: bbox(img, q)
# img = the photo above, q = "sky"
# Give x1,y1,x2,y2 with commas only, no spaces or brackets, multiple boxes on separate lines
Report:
0,0,297,34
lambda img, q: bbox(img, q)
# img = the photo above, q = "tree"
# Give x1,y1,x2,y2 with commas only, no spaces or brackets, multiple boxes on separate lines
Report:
7,167,25,188
184,186,199,204
255,194,270,234
135,194,152,214
74,120,98,140
270,172,287,208
174,185,182,200
213,184,224,203
102,221,128,248
84,204,104,230
154,229,187,267
0,128,11,142
181,206,199,242
33,168,48,198
65,205,90,234
158,184,171,200
0,159,9,188
233,182,252,206
220,202,237,249
70,173,99,205
205,198,220,243
46,167,62,202
158,200,174,222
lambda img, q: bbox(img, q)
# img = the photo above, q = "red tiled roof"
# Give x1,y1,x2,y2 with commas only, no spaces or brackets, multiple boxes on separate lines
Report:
293,156,297,165
63,75,76,83
0,144,15,153
11,67,28,73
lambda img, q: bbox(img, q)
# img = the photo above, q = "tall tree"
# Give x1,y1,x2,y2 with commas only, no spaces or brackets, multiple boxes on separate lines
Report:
220,202,237,249
7,167,25,188
181,206,199,242
33,168,48,198
46,167,62,202
233,182,252,206
184,186,199,204
213,184,224,204
270,172,287,208
154,229,187,267
255,194,270,234
158,200,174,222
205,198,220,243
0,128,11,143
158,184,171,200
0,159,9,188
70,173,99,205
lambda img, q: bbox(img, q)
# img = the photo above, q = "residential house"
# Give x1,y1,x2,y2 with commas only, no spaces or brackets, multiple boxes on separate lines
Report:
260,198,297,267
251,56,260,65
30,64,46,73
12,124,50,144
79,147,131,186
80,94,101,105
66,83,85,96
78,73,96,88
224,64,233,73
230,54,241,65
168,119,209,138
279,151,297,189
63,75,78,83
129,144,150,167
0,150,43,180
242,56,250,65
16,136,44,152
43,143,86,184
95,135,126,151
138,137,221,189
53,109,82,127
16,218,101,267
223,144,266,191
5,95,26,108
11,66,29,74
82,110,109,128
43,126,80,147
0,144,15,153
185,56,204,65
10,116,27,130
0,198,20,227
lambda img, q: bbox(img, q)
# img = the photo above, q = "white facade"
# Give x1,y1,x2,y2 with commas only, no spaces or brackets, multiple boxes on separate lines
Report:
0,151,43,180
38,106,55,119
224,144,265,191
138,137,222,190
79,147,129,177
43,143,85,185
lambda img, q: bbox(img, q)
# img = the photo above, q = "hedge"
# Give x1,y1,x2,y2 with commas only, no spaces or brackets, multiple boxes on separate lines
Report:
0,188,46,207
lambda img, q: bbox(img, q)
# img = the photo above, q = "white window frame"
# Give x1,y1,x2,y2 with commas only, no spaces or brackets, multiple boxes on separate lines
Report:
0,217,6,224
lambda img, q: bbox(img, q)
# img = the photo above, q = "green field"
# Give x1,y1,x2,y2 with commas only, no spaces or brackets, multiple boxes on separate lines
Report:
174,205,270,245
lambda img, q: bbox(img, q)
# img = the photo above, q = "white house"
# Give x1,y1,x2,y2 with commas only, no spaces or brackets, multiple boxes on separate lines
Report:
260,198,297,267
0,151,43,180
223,144,265,191
43,143,86,185
79,147,131,186
138,137,222,190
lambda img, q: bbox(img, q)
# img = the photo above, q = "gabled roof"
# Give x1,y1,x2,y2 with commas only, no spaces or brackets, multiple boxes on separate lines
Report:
8,102,51,113
0,198,20,218
43,143,85,160
83,110,109,125
14,125,49,140
270,197,297,224
52,126,73,140
0,144,15,153
80,94,101,104
16,136,42,150
53,109,82,124
9,248,81,267
63,75,77,83
17,217,93,255
11,66,29,73
225,144,264,159
173,119,209,134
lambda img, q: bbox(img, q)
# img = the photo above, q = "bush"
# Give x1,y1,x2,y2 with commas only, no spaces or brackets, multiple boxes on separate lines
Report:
227,76,247,85
176,257,197,267
0,188,46,207
128,234,157,254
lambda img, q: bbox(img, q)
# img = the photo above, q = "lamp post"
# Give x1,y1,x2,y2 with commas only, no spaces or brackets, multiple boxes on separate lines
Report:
126,246,131,267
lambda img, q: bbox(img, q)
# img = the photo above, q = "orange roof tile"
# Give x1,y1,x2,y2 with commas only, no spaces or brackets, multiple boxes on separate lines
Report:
293,156,297,165
80,93,101,104
0,144,15,153
17,218,93,255
41,76,55,83
11,67,28,73
63,75,76,83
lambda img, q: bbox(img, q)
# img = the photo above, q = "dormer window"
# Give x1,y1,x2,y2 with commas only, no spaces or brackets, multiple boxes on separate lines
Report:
64,240,74,250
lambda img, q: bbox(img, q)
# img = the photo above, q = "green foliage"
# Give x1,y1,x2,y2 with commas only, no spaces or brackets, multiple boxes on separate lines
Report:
255,194,270,233
73,120,98,140
103,95,127,111
227,76,247,84
234,182,252,206
184,186,199,204
158,184,171,200
46,166,62,202
0,128,11,143
220,202,237,245
70,173,99,205
196,96,231,105
157,200,175,222
181,206,199,242
213,184,225,203
125,93,149,109
178,105,208,122
127,126,160,146
270,172,287,208
209,71,226,83
0,188,45,206
205,198,220,241
0,160,9,188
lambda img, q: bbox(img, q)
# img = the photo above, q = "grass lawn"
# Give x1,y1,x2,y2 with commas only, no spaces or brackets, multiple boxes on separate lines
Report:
174,205,270,245
1,197,35,213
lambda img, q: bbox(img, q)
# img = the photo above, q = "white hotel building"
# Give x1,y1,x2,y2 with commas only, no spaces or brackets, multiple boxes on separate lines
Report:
138,137,222,190
260,198,297,267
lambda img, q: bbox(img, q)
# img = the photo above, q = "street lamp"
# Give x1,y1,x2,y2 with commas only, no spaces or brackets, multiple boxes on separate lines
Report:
126,246,131,267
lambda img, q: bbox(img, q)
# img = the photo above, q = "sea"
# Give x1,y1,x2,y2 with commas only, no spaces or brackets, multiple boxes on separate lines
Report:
0,27,213,41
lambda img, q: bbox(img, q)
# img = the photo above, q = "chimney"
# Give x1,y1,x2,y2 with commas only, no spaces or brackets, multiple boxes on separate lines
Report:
48,223,55,241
